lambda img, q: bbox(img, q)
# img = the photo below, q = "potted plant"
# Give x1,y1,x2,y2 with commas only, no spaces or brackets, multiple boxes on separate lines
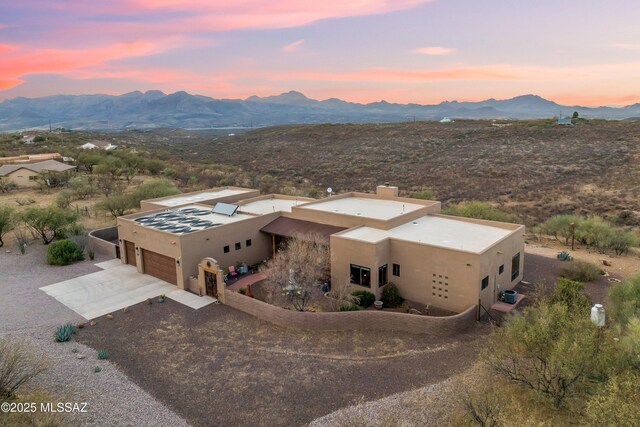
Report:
374,300,383,310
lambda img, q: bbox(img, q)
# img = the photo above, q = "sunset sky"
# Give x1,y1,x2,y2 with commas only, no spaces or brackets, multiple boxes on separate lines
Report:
2,0,640,105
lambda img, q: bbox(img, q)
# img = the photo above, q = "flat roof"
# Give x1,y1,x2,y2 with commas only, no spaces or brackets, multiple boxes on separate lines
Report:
239,198,309,215
299,197,425,221
152,189,253,207
339,215,514,253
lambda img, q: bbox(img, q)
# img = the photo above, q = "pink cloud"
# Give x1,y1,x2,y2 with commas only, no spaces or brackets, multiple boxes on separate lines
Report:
414,46,456,56
282,39,305,53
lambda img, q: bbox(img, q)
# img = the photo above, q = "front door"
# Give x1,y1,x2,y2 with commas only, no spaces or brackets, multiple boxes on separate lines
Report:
205,271,217,297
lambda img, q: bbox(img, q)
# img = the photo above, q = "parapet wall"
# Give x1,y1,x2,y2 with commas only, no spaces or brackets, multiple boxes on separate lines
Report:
223,290,477,336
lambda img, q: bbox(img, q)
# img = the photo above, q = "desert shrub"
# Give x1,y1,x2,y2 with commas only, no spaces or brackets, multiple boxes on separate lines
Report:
12,226,29,254
55,189,73,209
575,216,614,253
0,177,18,193
0,205,16,248
606,231,638,255
94,366,102,373
558,260,603,282
0,337,49,401
339,303,359,312
443,202,520,223
608,274,640,326
47,239,84,266
550,278,592,313
96,194,136,217
238,288,246,295
539,215,584,245
411,188,435,200
53,323,76,343
143,158,166,175
486,303,608,408
22,205,78,244
351,290,375,308
381,282,403,308
130,179,180,206
586,372,640,426
67,175,95,199
97,349,109,360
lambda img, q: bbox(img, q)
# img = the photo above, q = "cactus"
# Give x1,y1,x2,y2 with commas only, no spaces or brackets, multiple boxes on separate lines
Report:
557,250,573,261
94,366,102,373
54,323,76,342
97,349,109,360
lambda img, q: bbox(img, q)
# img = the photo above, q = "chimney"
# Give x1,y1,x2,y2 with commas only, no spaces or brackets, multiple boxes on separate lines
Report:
376,184,399,198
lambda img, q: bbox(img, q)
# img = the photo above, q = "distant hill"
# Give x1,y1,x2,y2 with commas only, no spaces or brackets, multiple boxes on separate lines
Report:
0,90,639,131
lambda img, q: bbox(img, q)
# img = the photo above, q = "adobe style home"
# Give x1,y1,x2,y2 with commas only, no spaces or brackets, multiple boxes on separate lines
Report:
116,185,525,313
0,159,76,188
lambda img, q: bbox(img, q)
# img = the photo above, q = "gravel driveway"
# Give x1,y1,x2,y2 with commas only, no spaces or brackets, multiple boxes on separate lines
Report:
0,243,190,427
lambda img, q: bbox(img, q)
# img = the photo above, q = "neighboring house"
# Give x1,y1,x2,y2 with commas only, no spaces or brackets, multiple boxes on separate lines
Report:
22,132,38,144
117,185,525,314
0,153,63,164
440,117,453,123
557,117,573,125
80,140,117,150
0,159,76,188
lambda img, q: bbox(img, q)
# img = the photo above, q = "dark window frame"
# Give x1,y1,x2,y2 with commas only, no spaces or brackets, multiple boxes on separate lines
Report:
378,264,388,287
350,264,371,288
499,264,504,274
235,242,241,250
392,263,400,277
223,245,230,253
481,276,489,290
246,239,252,247
511,253,520,281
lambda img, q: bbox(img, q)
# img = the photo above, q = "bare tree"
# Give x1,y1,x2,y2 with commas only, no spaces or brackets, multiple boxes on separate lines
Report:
260,232,330,311
0,337,49,401
325,279,360,311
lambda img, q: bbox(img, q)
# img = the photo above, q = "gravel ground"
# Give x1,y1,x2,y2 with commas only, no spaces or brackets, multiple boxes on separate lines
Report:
309,378,457,427
0,243,190,427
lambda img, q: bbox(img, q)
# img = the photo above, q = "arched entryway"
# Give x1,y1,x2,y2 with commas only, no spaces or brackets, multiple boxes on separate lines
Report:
197,257,225,302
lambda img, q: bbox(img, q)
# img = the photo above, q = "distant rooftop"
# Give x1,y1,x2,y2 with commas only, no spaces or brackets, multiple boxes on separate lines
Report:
151,188,254,207
0,159,75,176
299,196,425,221
238,198,310,215
338,215,514,253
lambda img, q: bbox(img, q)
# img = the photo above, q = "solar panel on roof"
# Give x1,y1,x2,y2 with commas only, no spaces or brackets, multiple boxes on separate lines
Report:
212,203,239,216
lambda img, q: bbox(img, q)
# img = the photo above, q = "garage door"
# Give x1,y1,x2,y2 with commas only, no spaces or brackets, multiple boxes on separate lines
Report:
125,241,136,266
142,249,177,285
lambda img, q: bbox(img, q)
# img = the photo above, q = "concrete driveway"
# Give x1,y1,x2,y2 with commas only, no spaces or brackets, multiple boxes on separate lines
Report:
40,263,215,320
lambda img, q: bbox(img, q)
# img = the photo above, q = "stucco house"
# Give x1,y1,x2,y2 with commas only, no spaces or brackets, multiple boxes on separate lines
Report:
80,140,118,150
0,159,76,188
115,185,525,314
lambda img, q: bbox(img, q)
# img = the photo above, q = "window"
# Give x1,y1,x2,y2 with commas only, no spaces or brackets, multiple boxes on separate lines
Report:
235,242,241,250
223,245,230,253
246,239,252,247
511,253,520,281
481,276,489,290
499,264,504,274
378,265,388,287
29,175,38,180
392,263,400,277
350,264,371,288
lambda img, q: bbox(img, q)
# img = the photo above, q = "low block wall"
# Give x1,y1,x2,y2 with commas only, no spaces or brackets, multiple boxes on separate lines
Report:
88,226,119,259
223,290,477,336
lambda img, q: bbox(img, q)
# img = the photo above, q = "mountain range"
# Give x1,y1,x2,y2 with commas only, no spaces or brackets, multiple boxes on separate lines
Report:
0,90,639,131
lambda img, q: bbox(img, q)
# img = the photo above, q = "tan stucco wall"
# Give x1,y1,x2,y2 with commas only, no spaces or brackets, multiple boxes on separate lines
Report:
5,169,40,187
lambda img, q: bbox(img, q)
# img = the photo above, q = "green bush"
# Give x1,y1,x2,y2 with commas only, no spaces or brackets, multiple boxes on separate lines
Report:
608,274,640,326
238,288,246,295
381,282,403,308
558,260,603,282
97,349,109,360
443,202,520,223
94,366,102,373
339,303,359,312
550,278,592,313
351,290,375,307
130,179,180,206
54,323,76,342
47,239,84,266
411,188,435,200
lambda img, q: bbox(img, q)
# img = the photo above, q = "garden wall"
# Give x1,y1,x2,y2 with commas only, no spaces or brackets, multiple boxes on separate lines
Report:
223,290,477,336
88,226,119,259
